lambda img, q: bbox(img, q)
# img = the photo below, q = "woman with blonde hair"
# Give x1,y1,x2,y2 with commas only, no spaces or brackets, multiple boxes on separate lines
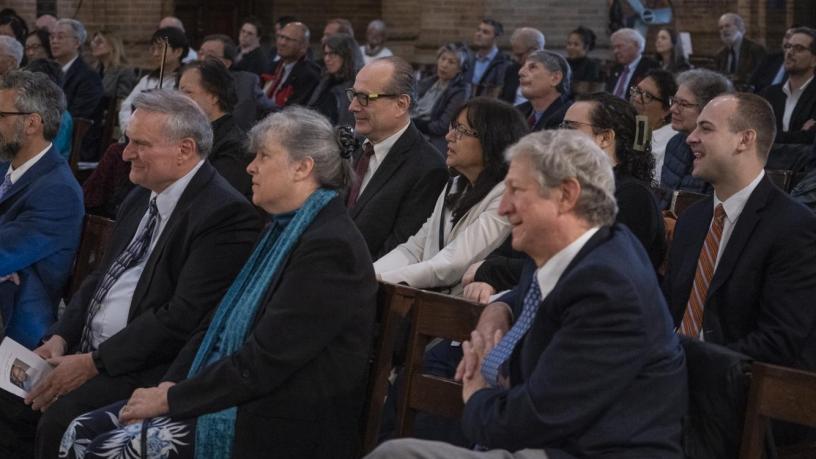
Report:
91,28,136,100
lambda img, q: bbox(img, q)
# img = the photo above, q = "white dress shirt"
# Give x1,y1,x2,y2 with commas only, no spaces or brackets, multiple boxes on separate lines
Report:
3,144,52,184
60,56,78,75
712,170,764,269
89,160,205,348
359,122,411,194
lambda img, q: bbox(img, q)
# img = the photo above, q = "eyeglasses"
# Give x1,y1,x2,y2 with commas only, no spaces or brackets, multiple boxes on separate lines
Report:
276,33,300,43
24,44,43,52
783,43,811,54
448,120,478,141
629,85,665,104
323,50,339,58
345,89,400,107
558,119,597,130
668,97,700,111
0,111,33,118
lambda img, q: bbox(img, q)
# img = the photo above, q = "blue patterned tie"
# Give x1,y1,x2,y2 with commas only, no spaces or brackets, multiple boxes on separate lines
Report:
0,174,12,201
481,271,542,387
79,198,159,352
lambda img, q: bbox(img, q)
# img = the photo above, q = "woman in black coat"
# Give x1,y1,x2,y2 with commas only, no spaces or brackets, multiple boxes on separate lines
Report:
59,107,377,459
306,33,364,127
413,43,470,152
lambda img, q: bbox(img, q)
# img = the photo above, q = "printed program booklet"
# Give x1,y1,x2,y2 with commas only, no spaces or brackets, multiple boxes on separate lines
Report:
0,337,53,397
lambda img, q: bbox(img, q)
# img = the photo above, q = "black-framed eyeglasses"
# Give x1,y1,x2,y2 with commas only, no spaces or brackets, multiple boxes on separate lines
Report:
345,88,401,107
629,85,665,104
668,97,700,110
558,119,597,130
448,120,478,141
0,111,33,118
783,43,811,54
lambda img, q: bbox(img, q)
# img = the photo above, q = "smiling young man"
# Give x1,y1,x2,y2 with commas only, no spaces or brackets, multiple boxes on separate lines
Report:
664,93,816,373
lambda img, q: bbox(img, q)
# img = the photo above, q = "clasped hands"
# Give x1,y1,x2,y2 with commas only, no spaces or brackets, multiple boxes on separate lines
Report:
455,328,505,403
25,335,98,411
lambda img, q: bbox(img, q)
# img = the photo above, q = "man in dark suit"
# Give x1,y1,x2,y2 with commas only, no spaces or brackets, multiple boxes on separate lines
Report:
761,27,816,144
664,92,816,372
606,28,659,99
464,18,514,99
750,28,795,93
714,13,767,88
0,90,261,459
347,56,448,258
0,71,83,350
367,130,686,458
233,17,272,77
264,22,320,109
515,50,571,131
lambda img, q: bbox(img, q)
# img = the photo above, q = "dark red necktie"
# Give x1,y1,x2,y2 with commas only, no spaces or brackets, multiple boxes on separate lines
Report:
346,142,375,208
527,113,537,128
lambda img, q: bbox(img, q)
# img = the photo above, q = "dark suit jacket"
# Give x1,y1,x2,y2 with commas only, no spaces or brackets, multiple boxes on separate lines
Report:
761,80,816,144
267,57,321,107
63,57,104,120
163,197,377,459
0,147,84,349
465,50,514,98
413,74,469,152
233,46,272,77
515,96,571,132
463,225,687,458
210,114,251,198
499,62,521,104
52,162,261,378
750,51,785,93
663,175,816,370
605,56,660,95
350,124,448,258
232,70,274,131
714,37,767,87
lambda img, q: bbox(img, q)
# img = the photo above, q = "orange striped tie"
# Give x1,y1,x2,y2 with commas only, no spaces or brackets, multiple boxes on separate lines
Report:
680,204,726,337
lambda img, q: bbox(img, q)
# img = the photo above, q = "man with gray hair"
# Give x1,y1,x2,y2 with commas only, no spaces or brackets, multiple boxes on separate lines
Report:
361,19,393,64
715,13,766,87
50,19,103,121
606,27,658,99
516,50,571,131
366,129,686,458
0,89,262,458
0,36,22,76
500,27,545,104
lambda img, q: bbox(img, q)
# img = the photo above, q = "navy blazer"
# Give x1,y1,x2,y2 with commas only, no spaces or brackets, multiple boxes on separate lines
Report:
350,123,448,258
62,57,104,120
0,147,83,348
464,225,687,458
663,175,816,370
515,96,571,132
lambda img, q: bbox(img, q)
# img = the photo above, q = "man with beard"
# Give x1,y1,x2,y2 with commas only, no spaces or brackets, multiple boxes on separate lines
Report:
714,13,767,88
0,70,83,350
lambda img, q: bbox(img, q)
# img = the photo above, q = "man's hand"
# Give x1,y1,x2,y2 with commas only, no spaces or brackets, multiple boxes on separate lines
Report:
34,335,67,360
25,352,97,411
0,273,20,285
118,382,175,424
462,261,484,286
460,329,504,402
474,302,512,342
803,119,816,130
463,282,496,304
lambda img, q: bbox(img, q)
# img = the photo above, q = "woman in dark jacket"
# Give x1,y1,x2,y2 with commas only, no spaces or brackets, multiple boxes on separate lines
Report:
60,107,377,459
413,43,470,152
565,26,603,96
306,33,363,127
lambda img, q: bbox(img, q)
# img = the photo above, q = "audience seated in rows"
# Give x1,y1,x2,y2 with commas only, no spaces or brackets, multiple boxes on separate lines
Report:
606,27,659,99
515,50,572,131
0,90,262,459
369,129,687,458
376,97,526,294
306,33,363,127
630,69,678,183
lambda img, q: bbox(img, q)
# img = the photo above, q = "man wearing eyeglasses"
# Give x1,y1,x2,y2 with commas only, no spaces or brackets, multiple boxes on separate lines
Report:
760,27,816,145
346,56,448,258
263,22,320,108
0,70,83,352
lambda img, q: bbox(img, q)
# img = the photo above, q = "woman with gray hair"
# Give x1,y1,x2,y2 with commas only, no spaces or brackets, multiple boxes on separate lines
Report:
60,106,376,459
413,43,470,151
516,49,572,131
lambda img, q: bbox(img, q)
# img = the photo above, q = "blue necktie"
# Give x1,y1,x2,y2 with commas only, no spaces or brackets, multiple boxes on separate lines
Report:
79,198,159,352
481,271,542,387
0,174,12,201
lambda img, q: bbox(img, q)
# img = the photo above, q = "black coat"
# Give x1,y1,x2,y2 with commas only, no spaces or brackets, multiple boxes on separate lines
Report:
761,80,816,144
515,96,571,132
714,37,767,87
63,56,104,119
233,46,272,77
306,76,354,126
605,56,660,95
749,51,785,93
210,114,252,198
413,74,469,152
164,196,377,459
267,57,321,107
349,123,448,258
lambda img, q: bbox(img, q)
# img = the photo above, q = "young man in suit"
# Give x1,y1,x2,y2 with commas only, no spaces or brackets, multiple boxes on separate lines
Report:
664,92,816,371
760,27,816,144
346,56,448,258
367,129,686,458
0,71,83,350
606,28,659,99
0,90,262,459
715,13,767,88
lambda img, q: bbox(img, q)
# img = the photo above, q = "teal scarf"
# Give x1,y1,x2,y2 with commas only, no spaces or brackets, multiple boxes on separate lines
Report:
187,189,337,459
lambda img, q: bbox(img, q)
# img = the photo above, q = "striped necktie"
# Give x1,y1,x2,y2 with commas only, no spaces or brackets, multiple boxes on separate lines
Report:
0,174,11,201
679,204,726,338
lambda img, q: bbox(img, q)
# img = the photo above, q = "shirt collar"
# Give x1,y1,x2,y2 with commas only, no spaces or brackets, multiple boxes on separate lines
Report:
626,55,642,72
783,75,814,97
61,55,79,74
476,46,498,62
713,170,764,225
5,143,53,184
367,121,411,163
149,159,205,222
535,226,600,294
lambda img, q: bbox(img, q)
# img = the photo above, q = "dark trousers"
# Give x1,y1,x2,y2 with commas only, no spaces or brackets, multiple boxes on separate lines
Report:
0,389,41,459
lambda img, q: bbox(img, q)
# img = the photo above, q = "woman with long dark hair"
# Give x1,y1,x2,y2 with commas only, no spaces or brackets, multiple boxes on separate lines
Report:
375,97,528,294
654,27,691,74
306,33,363,126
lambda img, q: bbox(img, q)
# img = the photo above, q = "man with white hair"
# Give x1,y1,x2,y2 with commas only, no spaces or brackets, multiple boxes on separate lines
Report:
606,27,658,99
0,35,22,76
50,18,103,121
500,27,545,104
360,19,393,64
34,14,57,33
714,12,766,86
365,129,686,458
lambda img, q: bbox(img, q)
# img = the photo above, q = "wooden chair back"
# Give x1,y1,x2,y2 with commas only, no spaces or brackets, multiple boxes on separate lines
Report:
765,169,794,193
99,96,122,158
740,362,816,459
395,289,483,437
670,189,708,219
360,282,420,454
68,117,93,175
65,214,115,301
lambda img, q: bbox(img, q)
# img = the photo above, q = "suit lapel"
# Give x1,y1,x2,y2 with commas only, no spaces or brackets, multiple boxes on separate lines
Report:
349,126,415,218
128,164,216,318
791,80,816,130
0,147,61,206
